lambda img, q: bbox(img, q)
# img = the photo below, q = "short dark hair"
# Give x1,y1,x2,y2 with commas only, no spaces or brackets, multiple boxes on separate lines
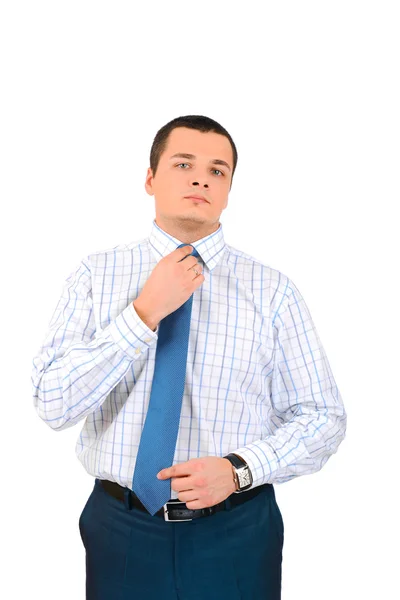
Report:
149,115,238,184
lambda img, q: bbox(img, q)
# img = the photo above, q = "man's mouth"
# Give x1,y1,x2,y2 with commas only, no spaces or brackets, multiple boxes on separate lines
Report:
184,195,209,203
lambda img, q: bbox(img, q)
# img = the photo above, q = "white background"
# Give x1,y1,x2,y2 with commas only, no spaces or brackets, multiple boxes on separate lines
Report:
1,1,399,598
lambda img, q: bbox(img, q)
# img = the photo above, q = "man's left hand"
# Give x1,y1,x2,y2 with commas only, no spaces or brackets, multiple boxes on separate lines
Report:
157,456,237,510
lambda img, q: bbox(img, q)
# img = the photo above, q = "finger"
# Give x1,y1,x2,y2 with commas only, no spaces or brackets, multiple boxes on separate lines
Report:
175,245,193,262
187,263,203,278
184,498,207,510
193,272,205,284
190,274,205,289
176,490,200,503
181,256,199,270
170,475,195,492
157,463,190,479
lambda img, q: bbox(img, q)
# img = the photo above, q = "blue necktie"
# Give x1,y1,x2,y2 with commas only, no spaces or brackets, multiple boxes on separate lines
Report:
132,243,201,516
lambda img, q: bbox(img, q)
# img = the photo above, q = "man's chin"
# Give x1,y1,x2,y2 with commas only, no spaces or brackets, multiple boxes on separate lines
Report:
172,213,209,226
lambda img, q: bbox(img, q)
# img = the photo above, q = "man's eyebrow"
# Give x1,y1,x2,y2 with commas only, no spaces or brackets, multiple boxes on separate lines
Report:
169,153,231,172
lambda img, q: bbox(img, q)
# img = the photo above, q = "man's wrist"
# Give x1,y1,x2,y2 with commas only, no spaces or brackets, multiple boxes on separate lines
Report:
224,453,253,492
132,299,159,332
224,458,240,491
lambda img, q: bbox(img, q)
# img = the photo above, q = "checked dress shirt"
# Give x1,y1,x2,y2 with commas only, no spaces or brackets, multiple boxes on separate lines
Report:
32,218,347,498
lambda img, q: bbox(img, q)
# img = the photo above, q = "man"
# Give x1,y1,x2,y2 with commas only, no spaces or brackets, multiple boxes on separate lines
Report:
32,114,347,599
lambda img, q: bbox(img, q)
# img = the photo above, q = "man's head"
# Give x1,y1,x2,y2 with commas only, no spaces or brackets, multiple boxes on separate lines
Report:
145,115,237,236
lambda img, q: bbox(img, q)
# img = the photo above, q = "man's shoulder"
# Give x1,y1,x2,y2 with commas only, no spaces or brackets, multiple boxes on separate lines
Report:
225,242,293,291
85,236,150,265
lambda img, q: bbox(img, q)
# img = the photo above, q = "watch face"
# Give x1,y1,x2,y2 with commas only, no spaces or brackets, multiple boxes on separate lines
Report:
238,467,252,488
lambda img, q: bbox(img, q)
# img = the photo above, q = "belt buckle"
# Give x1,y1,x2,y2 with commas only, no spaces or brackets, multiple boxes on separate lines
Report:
163,500,193,522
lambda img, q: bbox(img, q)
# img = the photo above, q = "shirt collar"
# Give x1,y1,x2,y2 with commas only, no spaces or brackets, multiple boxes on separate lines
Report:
148,219,226,272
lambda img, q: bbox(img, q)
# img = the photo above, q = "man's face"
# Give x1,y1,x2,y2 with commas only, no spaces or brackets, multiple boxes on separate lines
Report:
145,127,233,228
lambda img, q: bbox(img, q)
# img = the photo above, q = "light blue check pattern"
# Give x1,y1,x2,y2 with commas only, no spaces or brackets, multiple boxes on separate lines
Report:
32,219,347,497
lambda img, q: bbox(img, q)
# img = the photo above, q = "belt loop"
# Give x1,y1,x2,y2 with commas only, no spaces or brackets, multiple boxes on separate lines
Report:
123,487,133,510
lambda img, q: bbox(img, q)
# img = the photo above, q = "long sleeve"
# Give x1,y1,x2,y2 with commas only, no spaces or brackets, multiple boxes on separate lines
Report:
232,279,347,488
31,257,158,432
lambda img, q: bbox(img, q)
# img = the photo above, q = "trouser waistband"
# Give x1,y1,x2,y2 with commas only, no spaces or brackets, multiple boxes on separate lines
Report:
97,478,271,521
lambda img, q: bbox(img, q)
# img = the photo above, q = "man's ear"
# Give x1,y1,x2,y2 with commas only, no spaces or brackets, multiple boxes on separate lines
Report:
145,167,154,195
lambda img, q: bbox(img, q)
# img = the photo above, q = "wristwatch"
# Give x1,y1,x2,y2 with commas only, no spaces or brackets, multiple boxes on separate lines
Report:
223,453,253,493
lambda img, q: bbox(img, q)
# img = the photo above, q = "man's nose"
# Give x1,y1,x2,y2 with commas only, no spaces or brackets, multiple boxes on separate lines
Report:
190,180,209,188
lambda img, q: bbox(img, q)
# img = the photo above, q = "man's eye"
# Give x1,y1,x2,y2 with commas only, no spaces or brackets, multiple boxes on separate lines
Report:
176,163,224,176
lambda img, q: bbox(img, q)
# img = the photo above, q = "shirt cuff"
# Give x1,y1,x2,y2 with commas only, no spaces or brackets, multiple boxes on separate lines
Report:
106,301,159,360
229,440,276,490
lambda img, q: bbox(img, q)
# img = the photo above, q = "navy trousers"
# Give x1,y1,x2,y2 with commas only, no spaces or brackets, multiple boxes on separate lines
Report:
79,478,284,599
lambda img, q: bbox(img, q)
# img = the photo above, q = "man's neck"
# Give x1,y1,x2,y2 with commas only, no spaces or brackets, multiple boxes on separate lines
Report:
154,217,220,244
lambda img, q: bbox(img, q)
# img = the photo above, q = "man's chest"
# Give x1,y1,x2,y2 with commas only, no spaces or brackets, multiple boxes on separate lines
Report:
91,254,275,375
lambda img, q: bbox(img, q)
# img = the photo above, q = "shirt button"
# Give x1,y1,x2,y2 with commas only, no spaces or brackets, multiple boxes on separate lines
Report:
144,338,152,343
135,347,142,354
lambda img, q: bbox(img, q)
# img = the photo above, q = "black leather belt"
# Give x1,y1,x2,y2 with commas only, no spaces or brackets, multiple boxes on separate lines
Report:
99,478,267,521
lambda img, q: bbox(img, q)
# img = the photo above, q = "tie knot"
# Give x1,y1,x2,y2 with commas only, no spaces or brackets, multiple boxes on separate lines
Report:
177,243,200,259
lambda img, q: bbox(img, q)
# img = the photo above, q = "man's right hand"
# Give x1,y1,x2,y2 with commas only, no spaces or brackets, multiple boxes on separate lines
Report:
133,245,205,331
